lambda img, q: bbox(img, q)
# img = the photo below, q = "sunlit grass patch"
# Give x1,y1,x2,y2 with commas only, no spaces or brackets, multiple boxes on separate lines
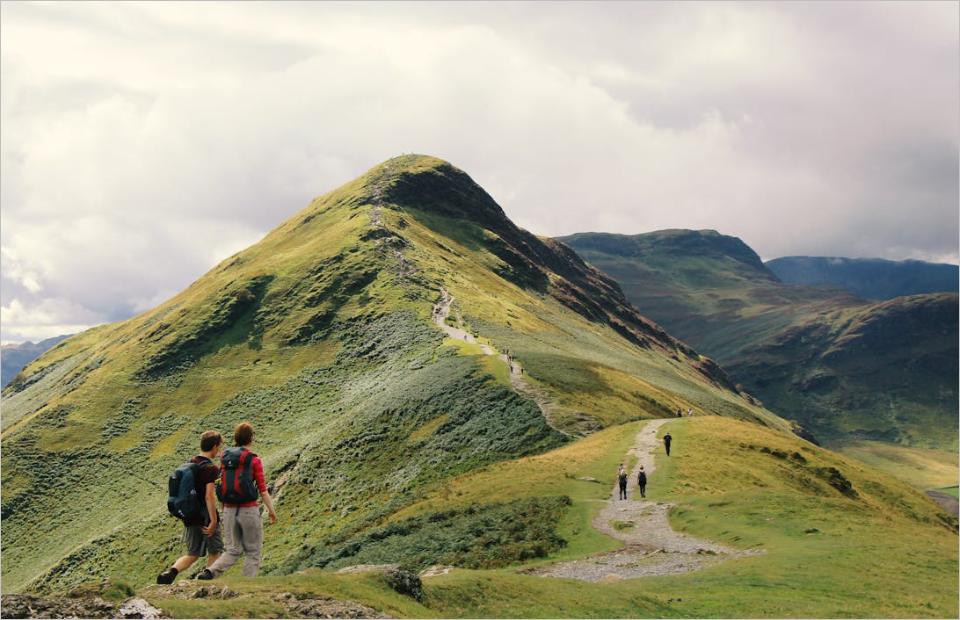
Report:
833,440,959,490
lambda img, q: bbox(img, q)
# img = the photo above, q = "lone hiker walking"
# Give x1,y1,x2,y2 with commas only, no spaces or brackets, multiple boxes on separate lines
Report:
637,466,647,498
618,466,629,500
198,422,277,580
663,432,673,456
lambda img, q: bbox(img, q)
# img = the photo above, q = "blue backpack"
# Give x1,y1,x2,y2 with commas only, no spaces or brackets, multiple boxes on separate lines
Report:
166,461,207,522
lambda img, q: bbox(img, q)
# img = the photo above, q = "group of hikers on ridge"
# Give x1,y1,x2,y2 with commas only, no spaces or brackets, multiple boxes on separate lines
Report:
159,422,277,584
615,432,673,500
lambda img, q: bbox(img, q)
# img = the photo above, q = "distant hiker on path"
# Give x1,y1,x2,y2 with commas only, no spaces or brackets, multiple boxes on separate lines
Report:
663,432,673,456
198,422,277,580
676,408,682,417
687,408,693,417
637,466,647,498
158,431,224,584
618,466,629,500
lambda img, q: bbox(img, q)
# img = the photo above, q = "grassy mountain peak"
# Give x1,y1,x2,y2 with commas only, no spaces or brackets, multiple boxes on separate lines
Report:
563,229,774,279
1,156,785,595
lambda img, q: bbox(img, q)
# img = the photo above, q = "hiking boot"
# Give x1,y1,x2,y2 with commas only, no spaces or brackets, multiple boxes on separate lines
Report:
196,569,214,581
157,568,178,584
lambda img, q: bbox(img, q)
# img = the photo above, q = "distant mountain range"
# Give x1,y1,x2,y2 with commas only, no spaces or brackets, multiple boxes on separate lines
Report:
1,336,71,389
766,256,958,300
561,230,958,453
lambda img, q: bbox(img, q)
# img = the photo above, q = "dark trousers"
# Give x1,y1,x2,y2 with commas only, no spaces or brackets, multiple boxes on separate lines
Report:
639,483,646,498
665,443,671,456
619,482,627,499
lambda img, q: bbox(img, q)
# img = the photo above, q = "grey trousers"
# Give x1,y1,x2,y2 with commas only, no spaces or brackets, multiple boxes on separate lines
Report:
208,506,263,577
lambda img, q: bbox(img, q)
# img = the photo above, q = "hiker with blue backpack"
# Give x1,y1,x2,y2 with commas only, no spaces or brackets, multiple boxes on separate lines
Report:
158,431,224,584
198,421,277,580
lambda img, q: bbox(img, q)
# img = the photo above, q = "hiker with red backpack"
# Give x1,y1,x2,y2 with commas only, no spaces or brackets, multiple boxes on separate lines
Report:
198,422,277,579
158,431,224,584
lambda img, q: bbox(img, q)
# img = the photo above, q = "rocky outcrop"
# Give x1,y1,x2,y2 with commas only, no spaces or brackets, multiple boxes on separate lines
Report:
0,594,167,619
273,592,392,619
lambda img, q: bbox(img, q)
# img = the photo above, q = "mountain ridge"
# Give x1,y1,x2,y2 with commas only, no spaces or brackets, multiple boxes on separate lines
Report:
766,255,959,300
1,335,72,389
560,229,959,453
1,155,785,594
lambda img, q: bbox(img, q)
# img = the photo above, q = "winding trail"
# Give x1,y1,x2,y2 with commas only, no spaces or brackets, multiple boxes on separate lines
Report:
431,288,494,355
522,419,764,582
431,288,591,438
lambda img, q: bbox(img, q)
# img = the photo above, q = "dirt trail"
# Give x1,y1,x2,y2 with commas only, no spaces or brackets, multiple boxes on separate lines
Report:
431,288,494,355
523,419,763,582
431,288,588,437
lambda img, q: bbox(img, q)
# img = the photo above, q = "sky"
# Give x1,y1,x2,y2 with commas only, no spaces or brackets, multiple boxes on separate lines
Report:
1,1,958,343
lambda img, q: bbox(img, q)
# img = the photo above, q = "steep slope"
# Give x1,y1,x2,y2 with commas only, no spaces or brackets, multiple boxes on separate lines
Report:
561,231,959,453
0,156,784,594
767,256,959,300
1,335,71,389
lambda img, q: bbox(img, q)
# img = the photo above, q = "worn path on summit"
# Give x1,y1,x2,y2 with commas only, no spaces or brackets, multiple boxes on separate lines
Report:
523,419,764,582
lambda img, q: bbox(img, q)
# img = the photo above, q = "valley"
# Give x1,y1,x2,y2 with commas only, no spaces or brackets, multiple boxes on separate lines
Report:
561,230,959,470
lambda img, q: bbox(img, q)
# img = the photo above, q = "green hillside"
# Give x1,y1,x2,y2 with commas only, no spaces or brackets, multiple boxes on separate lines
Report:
560,231,959,457
143,416,957,618
1,156,782,595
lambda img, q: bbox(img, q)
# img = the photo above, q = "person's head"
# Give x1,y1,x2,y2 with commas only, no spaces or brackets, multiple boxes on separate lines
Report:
234,421,255,447
640,466,644,471
200,430,222,457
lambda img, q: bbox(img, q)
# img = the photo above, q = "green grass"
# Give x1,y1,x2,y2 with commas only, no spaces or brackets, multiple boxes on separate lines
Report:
640,418,958,618
424,418,958,618
137,416,957,618
287,497,572,573
1,156,780,595
833,440,958,490
10,155,951,618
940,486,959,499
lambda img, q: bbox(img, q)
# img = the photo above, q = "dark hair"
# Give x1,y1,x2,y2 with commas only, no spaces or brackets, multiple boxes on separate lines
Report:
200,430,222,452
234,422,254,446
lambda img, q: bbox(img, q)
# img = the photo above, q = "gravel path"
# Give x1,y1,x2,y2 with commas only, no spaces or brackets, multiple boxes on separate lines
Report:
431,288,592,437
522,419,764,582
431,288,494,355
925,490,959,517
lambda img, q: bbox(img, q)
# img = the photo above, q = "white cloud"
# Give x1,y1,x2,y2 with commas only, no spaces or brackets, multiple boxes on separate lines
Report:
0,298,104,343
0,1,956,342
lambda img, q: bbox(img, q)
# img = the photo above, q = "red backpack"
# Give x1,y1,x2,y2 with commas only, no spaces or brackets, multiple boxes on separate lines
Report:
216,447,259,504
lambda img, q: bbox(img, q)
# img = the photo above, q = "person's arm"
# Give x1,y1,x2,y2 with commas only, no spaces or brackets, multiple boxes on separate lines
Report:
253,457,278,524
202,482,218,536
261,490,278,524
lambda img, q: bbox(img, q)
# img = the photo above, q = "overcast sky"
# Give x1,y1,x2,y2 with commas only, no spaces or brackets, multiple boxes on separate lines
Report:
2,1,958,343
